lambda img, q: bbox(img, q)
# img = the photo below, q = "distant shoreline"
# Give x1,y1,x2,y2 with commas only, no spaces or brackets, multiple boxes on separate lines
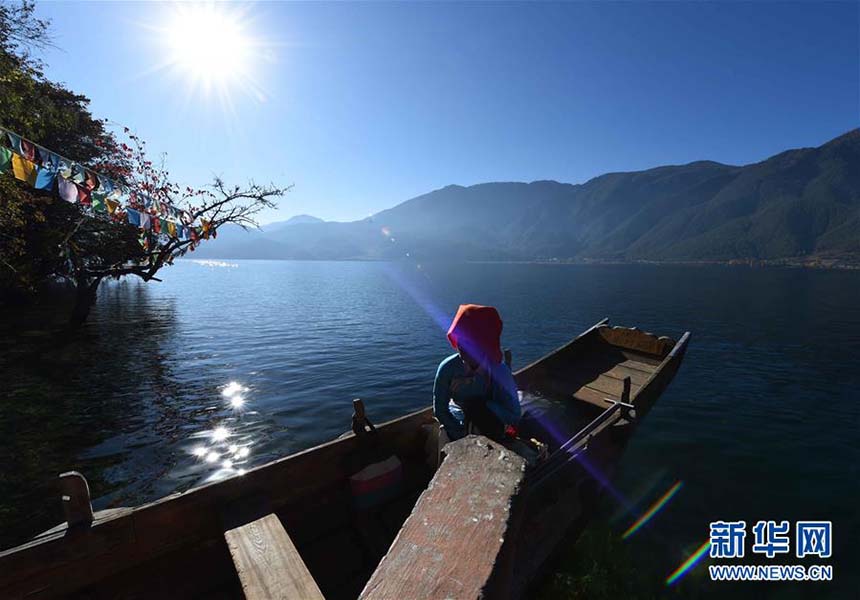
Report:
185,256,860,270
480,257,860,270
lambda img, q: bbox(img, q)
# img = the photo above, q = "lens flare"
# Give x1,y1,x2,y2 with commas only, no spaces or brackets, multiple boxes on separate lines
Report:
622,481,684,539
666,540,711,586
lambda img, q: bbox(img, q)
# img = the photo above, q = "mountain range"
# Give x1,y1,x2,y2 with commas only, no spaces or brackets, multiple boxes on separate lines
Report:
195,129,860,265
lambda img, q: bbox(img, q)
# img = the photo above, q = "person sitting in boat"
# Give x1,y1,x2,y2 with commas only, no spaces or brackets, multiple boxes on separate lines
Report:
433,304,521,443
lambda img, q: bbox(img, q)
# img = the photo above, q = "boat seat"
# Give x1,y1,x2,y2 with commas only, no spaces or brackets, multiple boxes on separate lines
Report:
224,513,325,600
359,436,528,600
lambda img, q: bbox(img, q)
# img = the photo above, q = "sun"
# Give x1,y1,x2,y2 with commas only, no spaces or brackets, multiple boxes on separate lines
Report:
167,4,248,79
155,3,267,105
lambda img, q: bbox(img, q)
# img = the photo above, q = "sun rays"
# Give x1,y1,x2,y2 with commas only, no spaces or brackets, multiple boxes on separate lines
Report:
140,2,272,115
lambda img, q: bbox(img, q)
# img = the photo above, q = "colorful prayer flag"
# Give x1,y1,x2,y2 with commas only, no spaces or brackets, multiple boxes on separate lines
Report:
84,170,99,190
92,190,108,213
57,158,73,179
20,140,37,162
58,176,78,203
140,212,151,230
76,183,92,206
71,163,86,184
167,221,177,237
106,198,120,214
117,185,132,205
106,186,122,202
6,131,23,154
34,168,57,191
0,146,11,174
11,154,38,186
97,175,113,194
127,208,141,227
38,148,60,171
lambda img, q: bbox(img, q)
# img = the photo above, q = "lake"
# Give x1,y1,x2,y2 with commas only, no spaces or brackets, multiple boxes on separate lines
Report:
1,260,858,598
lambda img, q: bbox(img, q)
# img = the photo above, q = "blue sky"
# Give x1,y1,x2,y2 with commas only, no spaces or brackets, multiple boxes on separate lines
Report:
35,1,859,224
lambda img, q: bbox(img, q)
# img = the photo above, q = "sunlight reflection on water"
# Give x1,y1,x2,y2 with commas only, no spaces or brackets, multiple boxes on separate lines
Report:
191,259,238,268
187,380,257,482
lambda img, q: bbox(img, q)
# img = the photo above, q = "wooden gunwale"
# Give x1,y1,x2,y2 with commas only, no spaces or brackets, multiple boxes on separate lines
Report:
0,409,435,598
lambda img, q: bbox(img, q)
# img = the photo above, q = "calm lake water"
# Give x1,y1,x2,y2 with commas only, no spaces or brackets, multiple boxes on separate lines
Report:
1,260,858,598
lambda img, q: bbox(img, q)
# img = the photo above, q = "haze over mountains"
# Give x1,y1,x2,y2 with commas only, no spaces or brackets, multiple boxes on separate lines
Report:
196,130,860,265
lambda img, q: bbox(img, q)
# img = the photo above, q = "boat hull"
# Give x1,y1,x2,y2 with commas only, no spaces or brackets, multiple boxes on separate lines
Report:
0,319,689,599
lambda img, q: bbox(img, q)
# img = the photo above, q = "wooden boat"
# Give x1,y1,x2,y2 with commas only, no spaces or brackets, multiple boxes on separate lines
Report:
0,318,689,600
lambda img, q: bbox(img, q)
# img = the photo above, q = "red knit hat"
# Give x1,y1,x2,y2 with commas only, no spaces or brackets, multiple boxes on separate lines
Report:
446,304,503,365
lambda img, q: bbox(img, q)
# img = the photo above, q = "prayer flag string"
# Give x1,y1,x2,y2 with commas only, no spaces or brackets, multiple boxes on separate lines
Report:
0,125,201,242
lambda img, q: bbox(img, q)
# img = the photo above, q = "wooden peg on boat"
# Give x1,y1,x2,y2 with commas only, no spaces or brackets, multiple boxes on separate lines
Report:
618,376,637,422
59,471,94,528
352,398,376,436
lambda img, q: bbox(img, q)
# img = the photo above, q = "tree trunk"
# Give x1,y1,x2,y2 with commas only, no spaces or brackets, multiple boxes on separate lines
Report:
67,276,102,329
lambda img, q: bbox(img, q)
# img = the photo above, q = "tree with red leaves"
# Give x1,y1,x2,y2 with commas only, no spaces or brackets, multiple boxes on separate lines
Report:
60,128,291,326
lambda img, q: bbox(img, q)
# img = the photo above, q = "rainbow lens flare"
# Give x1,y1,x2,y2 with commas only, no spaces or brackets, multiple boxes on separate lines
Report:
666,539,711,586
622,480,683,539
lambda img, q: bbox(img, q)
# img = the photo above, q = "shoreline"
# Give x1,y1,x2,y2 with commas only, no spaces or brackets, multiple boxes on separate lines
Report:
184,256,860,271
482,258,860,270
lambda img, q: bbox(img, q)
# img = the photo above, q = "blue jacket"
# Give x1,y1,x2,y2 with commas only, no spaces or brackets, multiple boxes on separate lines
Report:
433,353,521,440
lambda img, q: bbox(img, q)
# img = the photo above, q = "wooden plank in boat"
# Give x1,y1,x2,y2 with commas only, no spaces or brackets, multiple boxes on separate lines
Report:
569,372,642,398
597,325,676,357
613,361,656,380
359,436,527,600
224,513,324,600
572,359,655,383
572,384,615,408
619,349,664,367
